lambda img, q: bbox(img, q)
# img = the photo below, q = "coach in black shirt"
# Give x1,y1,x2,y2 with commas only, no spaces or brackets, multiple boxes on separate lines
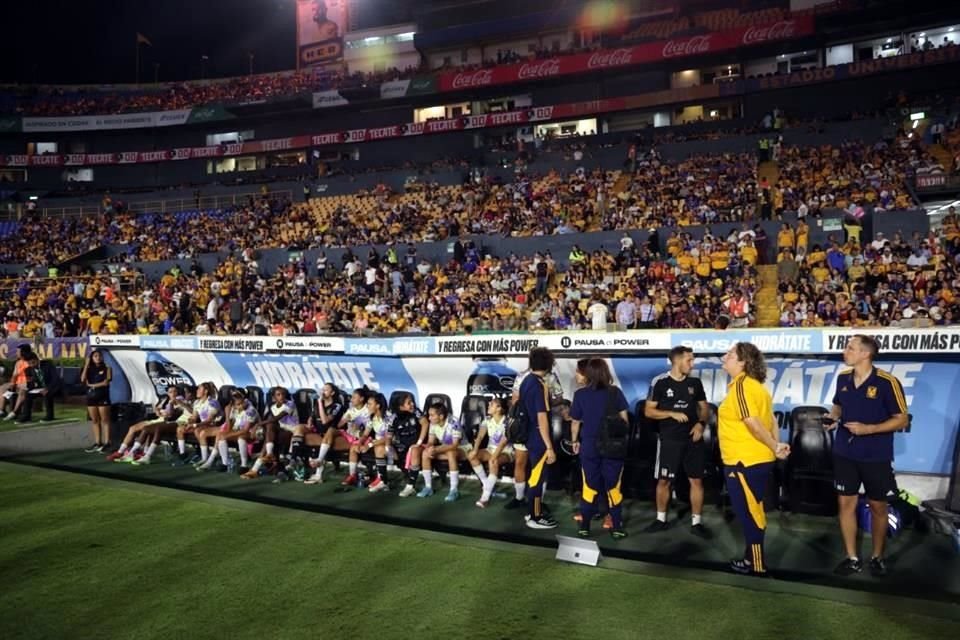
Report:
644,346,710,537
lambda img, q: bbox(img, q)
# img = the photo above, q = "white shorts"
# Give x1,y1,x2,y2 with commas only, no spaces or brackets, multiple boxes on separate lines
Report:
486,447,515,460
513,443,527,452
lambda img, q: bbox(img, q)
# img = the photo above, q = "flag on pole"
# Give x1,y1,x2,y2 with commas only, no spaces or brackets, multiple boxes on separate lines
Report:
137,32,152,46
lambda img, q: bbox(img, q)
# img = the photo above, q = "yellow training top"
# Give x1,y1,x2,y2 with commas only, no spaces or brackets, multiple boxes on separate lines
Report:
718,373,776,467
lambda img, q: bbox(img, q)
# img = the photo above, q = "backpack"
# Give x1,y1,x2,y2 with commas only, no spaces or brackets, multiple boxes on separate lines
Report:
506,376,541,445
596,387,630,460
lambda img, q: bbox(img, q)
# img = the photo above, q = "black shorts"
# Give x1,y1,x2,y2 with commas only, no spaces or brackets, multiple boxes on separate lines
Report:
86,388,111,407
833,455,897,501
655,436,706,480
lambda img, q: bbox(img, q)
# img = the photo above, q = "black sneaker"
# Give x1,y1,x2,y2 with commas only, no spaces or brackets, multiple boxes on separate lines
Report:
525,516,558,530
84,443,103,453
690,523,713,539
642,520,669,533
869,557,888,577
610,528,628,540
503,498,526,510
834,557,863,576
730,558,766,576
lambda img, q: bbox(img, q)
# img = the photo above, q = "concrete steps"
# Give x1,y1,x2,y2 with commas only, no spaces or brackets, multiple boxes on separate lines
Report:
755,264,780,327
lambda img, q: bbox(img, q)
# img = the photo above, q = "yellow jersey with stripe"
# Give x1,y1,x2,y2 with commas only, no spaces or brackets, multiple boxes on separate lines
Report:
718,373,776,466
832,366,907,462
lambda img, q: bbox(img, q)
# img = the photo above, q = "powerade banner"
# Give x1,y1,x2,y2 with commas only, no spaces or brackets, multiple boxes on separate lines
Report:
105,350,960,475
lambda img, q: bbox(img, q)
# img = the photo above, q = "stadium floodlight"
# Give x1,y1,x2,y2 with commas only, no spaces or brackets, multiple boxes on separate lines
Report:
910,112,925,121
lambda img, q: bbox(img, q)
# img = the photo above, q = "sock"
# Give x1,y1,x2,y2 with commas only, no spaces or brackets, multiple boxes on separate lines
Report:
692,514,702,526
376,458,387,480
449,471,459,492
514,481,526,501
177,439,186,455
421,469,432,488
117,443,128,455
199,445,209,461
406,466,419,485
265,442,275,456
317,443,331,463
251,457,264,472
218,440,230,465
656,511,667,523
129,442,142,454
349,462,357,476
238,439,249,467
481,475,497,501
291,435,304,460
144,442,157,459
471,464,487,483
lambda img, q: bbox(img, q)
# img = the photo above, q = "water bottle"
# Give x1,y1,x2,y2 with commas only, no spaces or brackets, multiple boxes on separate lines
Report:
467,358,517,398
161,442,173,461
357,470,367,489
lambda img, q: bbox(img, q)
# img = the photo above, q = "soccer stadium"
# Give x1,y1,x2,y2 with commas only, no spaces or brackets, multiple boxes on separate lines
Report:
2,0,960,638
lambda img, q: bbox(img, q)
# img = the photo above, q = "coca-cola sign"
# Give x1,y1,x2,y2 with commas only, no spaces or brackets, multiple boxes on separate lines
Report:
587,48,633,70
742,20,797,45
517,59,561,80
662,35,713,58
451,69,494,89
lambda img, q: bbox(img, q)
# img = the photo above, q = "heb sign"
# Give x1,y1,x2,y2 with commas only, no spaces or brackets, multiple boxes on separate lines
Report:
916,174,948,190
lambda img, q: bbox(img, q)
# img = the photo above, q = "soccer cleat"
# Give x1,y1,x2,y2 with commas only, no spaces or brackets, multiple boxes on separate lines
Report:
398,484,417,497
4,412,17,421
690,524,713,539
131,457,151,466
196,464,213,472
503,498,526,510
869,557,888,577
133,452,144,461
340,474,358,487
240,469,258,480
577,528,591,538
525,516,558,530
304,471,324,485
602,514,614,530
416,486,434,498
368,477,388,493
834,557,863,576
85,443,103,453
642,520,669,533
475,499,488,509
106,450,126,462
730,558,754,575
120,455,137,464
444,490,460,502
610,528,628,540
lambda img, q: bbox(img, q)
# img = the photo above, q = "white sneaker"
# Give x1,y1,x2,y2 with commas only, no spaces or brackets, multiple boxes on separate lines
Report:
303,471,323,485
398,484,416,497
4,412,16,421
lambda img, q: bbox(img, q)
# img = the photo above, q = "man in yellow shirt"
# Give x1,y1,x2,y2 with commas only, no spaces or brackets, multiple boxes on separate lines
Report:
718,343,790,576
87,311,105,335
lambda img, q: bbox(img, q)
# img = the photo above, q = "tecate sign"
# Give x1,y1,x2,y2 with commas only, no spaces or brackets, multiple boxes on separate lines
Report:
587,49,633,69
662,35,713,58
742,20,797,45
517,59,561,80
451,69,494,89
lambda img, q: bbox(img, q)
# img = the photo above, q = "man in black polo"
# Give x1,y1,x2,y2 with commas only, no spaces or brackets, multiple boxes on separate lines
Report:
826,334,908,577
644,346,710,537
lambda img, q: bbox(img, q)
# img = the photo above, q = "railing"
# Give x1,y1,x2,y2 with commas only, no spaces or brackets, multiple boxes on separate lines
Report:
10,189,294,220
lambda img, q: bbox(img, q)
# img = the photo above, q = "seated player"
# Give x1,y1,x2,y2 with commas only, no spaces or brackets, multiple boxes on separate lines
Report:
304,386,370,484
108,385,182,462
467,397,513,508
241,387,300,479
173,382,221,465
197,389,260,472
357,392,393,493
302,383,347,483
417,403,467,502
393,393,430,497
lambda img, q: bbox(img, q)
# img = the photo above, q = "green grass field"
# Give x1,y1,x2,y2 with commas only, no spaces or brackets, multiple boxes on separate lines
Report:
0,468,956,640
0,404,88,432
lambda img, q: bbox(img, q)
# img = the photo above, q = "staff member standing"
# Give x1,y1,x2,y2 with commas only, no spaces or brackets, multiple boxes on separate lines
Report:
825,335,908,577
644,346,710,537
518,347,558,529
570,359,629,539
718,343,789,576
